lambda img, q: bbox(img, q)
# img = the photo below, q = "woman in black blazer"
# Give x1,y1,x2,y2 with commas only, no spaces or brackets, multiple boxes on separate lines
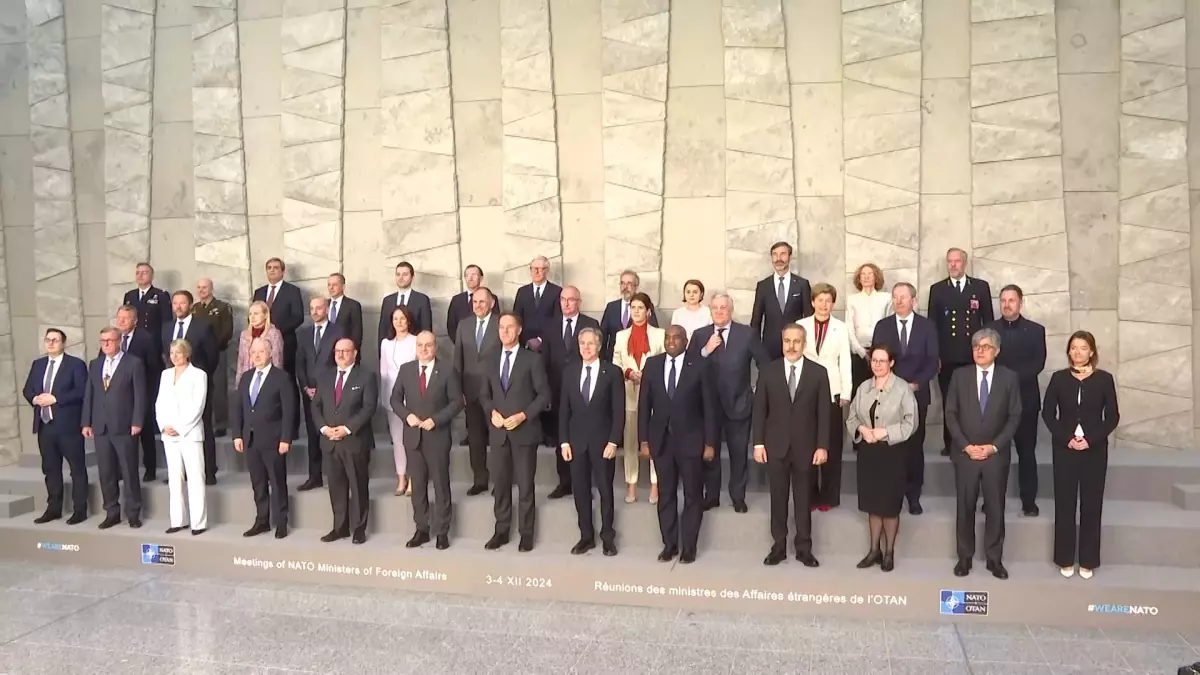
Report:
1041,331,1119,580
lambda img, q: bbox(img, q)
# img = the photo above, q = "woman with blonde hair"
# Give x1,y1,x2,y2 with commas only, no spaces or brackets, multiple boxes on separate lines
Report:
379,305,418,496
236,300,283,385
845,263,893,395
613,292,665,504
156,339,209,535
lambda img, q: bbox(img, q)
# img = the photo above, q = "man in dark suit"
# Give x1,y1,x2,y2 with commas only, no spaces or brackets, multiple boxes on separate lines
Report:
232,336,298,539
392,331,463,550
445,264,500,342
162,290,220,483
114,304,163,481
122,262,171,354
599,269,658,361
871,282,938,514
988,284,1046,517
929,247,994,457
252,257,305,378
543,285,599,497
511,255,561,352
327,272,364,355
685,293,769,513
479,313,551,552
82,326,147,529
193,278,234,437
752,324,830,567
751,242,813,359
311,338,377,544
559,327,624,556
638,325,717,564
297,297,343,491
23,328,89,524
379,261,433,341
944,327,1021,579
453,287,501,494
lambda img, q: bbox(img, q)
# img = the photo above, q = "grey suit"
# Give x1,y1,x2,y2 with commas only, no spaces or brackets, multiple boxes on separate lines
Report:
391,360,463,537
82,353,147,521
311,366,377,534
944,364,1022,563
453,314,502,487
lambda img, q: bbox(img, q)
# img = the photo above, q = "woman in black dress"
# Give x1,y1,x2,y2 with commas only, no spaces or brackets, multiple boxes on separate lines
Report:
846,344,917,571
1042,331,1119,580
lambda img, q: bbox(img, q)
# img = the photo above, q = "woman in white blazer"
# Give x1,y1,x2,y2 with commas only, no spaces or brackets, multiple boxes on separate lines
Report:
612,292,666,504
155,338,209,534
796,282,853,511
379,305,418,496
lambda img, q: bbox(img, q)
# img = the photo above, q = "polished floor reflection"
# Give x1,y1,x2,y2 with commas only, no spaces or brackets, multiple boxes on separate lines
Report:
0,560,1196,674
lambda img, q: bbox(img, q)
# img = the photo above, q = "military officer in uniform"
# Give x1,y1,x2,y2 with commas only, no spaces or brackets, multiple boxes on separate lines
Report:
928,248,993,456
193,278,234,440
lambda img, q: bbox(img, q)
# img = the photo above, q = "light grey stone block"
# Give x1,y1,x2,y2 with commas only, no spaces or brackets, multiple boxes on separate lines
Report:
663,86,724,199
667,0,721,87
555,93,603,203
782,0,840,83
843,0,921,65
1057,0,1119,74
973,198,1065,246
971,93,1063,163
918,194,971,295
1122,18,1185,67
0,46,30,137
66,36,101,131
972,156,1064,205
921,77,970,195
1059,73,1119,192
970,14,1056,65
71,130,104,223
1066,191,1119,310
153,26,194,123
791,83,841,197
382,148,457,220
151,121,194,217
843,110,920,158
549,0,601,93
724,47,789,105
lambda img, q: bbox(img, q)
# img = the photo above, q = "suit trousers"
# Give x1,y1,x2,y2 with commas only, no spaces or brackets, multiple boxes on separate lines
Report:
768,450,812,553
1014,410,1040,508
491,439,537,537
622,410,656,485
246,440,289,527
463,401,491,487
938,363,971,452
409,442,452,536
164,440,207,529
140,395,158,475
1052,444,1107,569
328,443,371,534
571,448,617,542
952,451,1009,563
37,426,88,516
653,444,703,553
95,433,141,520
906,399,928,504
202,376,217,479
704,413,751,503
810,401,846,506
301,395,324,481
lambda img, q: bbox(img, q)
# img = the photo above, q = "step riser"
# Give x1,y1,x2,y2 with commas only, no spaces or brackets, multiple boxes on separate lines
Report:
0,494,34,518
1172,485,1200,511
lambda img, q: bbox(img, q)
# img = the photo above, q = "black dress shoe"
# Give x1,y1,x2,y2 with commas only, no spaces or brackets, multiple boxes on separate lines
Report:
953,559,971,577
205,476,217,486
65,513,86,525
881,553,895,572
986,560,1009,580
143,471,156,482
796,552,820,568
352,529,366,545
98,516,120,530
321,529,349,543
732,501,748,514
1022,504,1039,517
34,512,61,524
458,439,469,447
406,531,430,548
571,539,595,555
763,548,786,566
908,500,924,515
518,535,533,552
485,533,510,550
128,518,143,529
657,546,678,562
602,540,617,556
243,523,270,537
856,550,882,569
702,499,720,512
435,535,450,550
547,485,571,499
940,448,951,457
166,526,186,534
191,528,206,536
275,525,288,539
466,484,488,496
161,478,169,485
679,550,696,564
297,479,323,492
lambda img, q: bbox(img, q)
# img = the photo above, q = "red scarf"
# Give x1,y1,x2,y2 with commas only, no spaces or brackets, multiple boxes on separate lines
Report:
627,323,650,368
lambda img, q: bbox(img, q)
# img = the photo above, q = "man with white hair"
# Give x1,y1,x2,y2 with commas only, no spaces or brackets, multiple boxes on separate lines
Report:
512,256,562,352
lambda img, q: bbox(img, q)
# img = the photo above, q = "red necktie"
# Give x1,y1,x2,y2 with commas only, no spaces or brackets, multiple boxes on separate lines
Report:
266,285,276,306
334,370,344,405
419,365,427,396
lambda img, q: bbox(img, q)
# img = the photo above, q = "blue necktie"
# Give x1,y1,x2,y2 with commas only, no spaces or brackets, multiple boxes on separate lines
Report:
582,365,592,402
667,358,676,399
329,300,338,324
979,370,989,414
250,370,263,405
500,351,511,392
475,319,484,349
175,320,184,339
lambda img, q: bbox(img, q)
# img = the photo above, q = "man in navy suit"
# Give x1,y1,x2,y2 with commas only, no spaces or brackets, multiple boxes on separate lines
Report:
379,261,433,341
871,282,939,514
252,257,305,379
599,270,658,362
23,328,89,524
751,241,812,359
686,293,769,513
162,290,220,484
83,326,147,529
542,285,600,497
445,264,500,342
122,262,171,354
511,255,561,352
327,272,364,356
638,325,718,564
297,296,343,491
114,304,163,481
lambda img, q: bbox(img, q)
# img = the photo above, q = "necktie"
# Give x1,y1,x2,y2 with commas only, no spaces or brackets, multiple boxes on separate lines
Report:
582,365,592,402
788,363,797,401
564,317,573,344
899,319,909,355
956,279,962,293
334,370,344,405
250,369,263,405
667,358,676,399
139,289,145,302
121,334,129,353
103,358,112,391
717,327,726,350
500,351,511,392
475,319,484,349
621,302,629,328
979,370,989,414
314,325,322,350
419,365,427,396
266,285,276,306
41,359,55,423
777,277,786,312
534,286,542,307
329,300,338,324
175,320,184,339
399,293,407,306
816,320,827,354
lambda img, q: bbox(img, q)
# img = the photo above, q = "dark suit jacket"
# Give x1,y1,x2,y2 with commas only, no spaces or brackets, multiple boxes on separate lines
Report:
513,282,561,345
161,317,218,375
111,328,163,381
327,295,364,350
558,360,624,454
390,360,463,451
929,276,994,365
685,321,768,420
989,315,1047,413
871,313,939,407
751,273,813,357
82,353,146,435
123,286,172,347
252,282,305,352
192,298,235,351
544,313,600,395
453,313,502,402
445,289,500,341
944,364,1022,455
23,354,87,435
599,298,658,361
296,322,343,390
479,347,551,447
637,353,718,458
379,289,433,341
310,366,377,453
751,358,831,461
231,366,298,447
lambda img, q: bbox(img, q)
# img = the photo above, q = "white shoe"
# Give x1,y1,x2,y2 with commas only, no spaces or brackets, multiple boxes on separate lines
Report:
1060,566,1075,578
1079,568,1093,580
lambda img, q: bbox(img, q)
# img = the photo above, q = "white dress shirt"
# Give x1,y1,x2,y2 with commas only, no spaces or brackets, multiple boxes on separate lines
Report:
417,359,436,383
531,282,547,297
894,312,914,349
663,354,684,390
330,295,343,318
395,289,411,306
701,322,732,357
669,305,713,339
336,364,354,382
784,356,804,381
475,314,492,334
41,354,63,420
498,347,519,377
579,359,600,399
103,351,124,379
561,314,581,337
169,315,193,341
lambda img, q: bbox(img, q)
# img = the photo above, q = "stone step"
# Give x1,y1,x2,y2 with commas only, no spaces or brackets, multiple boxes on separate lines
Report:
0,494,34,518
1172,484,1200,511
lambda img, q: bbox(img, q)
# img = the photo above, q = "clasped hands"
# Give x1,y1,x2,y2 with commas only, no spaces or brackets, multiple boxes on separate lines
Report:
857,425,889,443
638,441,716,462
753,444,827,466
963,444,996,461
31,393,56,408
232,438,289,455
490,410,527,430
1067,436,1090,451
320,425,351,441
405,413,436,431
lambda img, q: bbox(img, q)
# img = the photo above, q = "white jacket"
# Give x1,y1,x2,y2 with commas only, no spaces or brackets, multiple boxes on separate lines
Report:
155,364,208,442
796,315,853,401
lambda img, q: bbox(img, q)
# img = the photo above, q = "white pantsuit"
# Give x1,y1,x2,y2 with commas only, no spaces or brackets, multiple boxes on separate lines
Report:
155,364,209,529
380,335,417,477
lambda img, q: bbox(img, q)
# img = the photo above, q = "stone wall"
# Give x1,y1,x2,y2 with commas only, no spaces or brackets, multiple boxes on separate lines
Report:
2,0,1200,460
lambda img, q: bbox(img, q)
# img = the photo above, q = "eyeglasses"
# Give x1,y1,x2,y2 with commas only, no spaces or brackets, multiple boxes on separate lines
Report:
869,359,890,365
333,349,356,355
44,337,62,344
972,344,997,352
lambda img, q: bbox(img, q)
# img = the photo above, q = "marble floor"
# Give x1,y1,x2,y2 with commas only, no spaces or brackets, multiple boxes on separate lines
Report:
0,561,1196,674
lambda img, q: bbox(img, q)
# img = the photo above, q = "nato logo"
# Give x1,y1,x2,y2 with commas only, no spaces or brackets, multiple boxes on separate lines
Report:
940,589,988,616
141,543,175,566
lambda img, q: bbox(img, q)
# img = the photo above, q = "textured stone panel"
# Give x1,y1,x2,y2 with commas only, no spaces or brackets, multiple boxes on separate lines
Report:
971,0,1053,23
971,156,1064,205
842,0,921,64
661,197,724,310
970,15,1056,65
1119,278,1191,324
970,57,1057,107
669,0,723,87
844,52,921,95
921,77,970,195
724,47,789,105
1065,191,1119,310
972,198,1065,246
842,112,920,159
345,7,380,110
918,194,971,300
664,86,724,198
791,83,842,197
1059,73,1119,192
923,0,969,79
1056,0,1119,75
1121,18,1185,67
